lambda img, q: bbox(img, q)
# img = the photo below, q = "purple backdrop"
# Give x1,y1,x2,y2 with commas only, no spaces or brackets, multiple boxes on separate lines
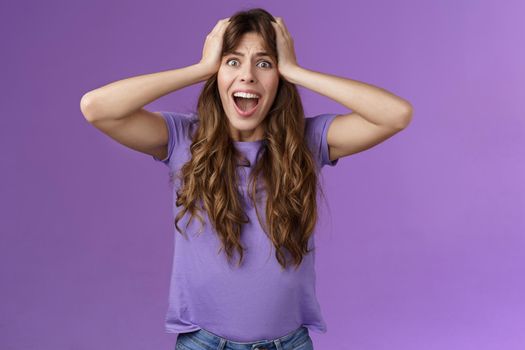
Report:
2,0,524,349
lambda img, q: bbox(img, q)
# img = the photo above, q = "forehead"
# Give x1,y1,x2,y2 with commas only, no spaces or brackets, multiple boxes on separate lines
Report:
233,32,267,52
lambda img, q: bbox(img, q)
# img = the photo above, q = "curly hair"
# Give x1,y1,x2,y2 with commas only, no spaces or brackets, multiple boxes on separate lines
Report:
172,8,328,271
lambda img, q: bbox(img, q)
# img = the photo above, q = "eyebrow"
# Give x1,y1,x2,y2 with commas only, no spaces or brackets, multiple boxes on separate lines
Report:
229,51,271,58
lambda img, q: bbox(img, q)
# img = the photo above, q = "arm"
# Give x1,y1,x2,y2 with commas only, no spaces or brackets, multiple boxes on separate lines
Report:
80,64,213,161
80,64,213,122
272,18,413,161
283,66,413,160
80,18,231,160
283,66,412,129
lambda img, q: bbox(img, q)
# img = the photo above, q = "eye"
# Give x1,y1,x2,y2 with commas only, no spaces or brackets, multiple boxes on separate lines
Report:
226,59,239,66
257,60,272,68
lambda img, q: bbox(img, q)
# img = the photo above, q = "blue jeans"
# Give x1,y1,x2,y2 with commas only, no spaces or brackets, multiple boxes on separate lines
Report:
175,326,314,350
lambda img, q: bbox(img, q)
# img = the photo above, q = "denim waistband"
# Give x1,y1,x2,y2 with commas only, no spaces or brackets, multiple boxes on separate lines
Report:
177,325,310,350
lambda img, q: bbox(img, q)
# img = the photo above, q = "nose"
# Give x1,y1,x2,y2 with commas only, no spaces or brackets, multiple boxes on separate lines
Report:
239,64,256,83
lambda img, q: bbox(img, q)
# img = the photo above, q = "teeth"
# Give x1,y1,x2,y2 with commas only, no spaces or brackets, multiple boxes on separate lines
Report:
233,92,260,99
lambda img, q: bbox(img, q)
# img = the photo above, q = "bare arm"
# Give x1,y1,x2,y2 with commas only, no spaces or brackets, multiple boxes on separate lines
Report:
283,66,413,160
80,64,213,122
283,66,412,129
272,17,413,161
80,18,231,160
79,64,214,160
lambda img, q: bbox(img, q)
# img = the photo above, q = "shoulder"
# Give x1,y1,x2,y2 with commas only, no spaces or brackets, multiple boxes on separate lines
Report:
305,113,338,133
151,111,198,166
160,111,198,130
304,113,339,169
160,111,199,142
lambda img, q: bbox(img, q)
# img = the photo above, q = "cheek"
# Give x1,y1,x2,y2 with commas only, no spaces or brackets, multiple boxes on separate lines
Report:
216,80,229,102
217,72,233,97
265,78,279,100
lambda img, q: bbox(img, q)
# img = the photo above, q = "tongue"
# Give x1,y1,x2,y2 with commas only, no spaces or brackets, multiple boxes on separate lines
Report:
236,97,258,111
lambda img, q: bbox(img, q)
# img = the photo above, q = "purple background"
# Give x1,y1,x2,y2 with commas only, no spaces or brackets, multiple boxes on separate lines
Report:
2,0,524,349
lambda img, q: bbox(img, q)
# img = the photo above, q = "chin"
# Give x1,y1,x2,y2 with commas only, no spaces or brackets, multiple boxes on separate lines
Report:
225,110,266,135
228,114,263,128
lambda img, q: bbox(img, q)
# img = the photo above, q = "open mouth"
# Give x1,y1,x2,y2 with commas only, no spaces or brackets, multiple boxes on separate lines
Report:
231,93,260,117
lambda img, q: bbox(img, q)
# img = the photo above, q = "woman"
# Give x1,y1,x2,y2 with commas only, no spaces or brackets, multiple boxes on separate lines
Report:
80,7,413,350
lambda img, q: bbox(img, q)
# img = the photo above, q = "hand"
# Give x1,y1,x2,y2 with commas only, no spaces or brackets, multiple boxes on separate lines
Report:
199,17,230,77
271,17,300,78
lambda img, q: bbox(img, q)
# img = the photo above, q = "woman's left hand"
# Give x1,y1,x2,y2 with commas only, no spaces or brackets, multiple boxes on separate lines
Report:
271,17,300,78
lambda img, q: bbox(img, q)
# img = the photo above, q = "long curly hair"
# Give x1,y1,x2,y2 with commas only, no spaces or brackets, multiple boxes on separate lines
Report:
173,8,327,271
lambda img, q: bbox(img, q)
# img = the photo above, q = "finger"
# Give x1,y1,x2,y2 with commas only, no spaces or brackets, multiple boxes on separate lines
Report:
276,18,291,38
273,18,289,38
210,18,229,35
271,23,282,41
209,20,223,35
220,18,231,30
271,20,285,37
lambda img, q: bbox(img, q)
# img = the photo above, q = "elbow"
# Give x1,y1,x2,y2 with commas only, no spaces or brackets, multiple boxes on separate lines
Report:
396,101,414,129
80,92,100,123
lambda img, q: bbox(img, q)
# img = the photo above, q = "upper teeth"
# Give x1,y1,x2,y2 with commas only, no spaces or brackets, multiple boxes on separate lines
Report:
233,92,260,99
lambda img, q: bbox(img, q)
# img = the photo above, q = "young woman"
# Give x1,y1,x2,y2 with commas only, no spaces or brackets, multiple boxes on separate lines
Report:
80,8,412,350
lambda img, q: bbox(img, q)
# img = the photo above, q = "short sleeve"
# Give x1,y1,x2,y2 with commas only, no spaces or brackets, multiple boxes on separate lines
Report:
152,111,196,167
305,113,339,168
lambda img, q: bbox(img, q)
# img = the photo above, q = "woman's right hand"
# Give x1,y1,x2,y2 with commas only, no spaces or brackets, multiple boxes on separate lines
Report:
199,18,231,77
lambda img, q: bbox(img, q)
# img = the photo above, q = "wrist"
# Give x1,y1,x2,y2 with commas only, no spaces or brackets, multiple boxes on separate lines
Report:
280,64,302,84
195,62,218,81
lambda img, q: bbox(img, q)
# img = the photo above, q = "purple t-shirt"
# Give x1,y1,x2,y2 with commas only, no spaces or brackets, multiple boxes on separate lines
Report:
152,111,338,341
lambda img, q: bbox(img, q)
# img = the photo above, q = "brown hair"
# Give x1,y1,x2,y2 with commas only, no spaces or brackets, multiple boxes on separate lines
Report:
172,8,327,271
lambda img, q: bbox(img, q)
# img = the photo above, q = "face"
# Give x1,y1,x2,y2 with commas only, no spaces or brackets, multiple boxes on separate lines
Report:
217,32,280,142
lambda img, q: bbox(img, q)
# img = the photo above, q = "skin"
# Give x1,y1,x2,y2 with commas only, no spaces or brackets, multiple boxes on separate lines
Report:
217,32,280,142
269,18,413,160
201,17,413,159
